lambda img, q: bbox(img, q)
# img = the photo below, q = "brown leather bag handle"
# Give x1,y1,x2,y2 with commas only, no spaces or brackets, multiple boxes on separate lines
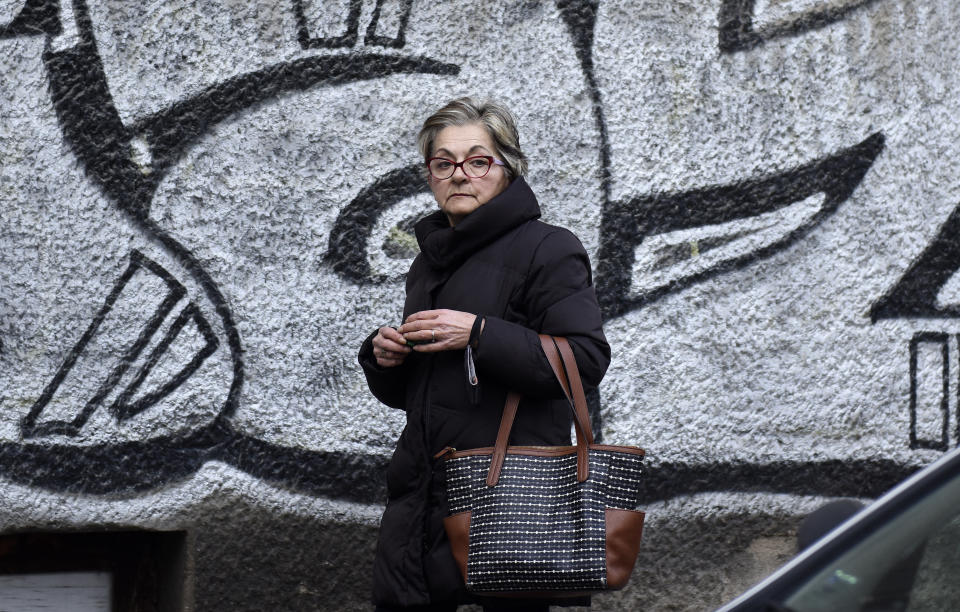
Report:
551,337,594,446
486,335,594,486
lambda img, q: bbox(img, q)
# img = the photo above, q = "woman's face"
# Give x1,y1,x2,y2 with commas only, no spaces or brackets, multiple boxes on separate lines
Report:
428,123,511,226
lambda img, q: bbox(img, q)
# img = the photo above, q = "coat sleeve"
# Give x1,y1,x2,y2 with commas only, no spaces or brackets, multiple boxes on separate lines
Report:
472,227,610,398
358,328,409,410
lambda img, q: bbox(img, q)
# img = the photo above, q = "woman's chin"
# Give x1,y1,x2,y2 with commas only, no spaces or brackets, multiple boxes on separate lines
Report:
442,200,481,222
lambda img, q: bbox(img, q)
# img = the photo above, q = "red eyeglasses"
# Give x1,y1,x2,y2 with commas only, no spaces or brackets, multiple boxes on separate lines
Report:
426,156,505,180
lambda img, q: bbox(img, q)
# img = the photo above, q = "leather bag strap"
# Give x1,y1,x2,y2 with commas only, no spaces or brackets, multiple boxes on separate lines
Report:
550,337,594,446
485,335,594,486
553,337,594,444
486,391,521,487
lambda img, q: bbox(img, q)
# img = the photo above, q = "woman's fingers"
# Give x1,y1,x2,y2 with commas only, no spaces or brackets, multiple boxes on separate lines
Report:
378,326,409,348
399,310,475,351
373,326,411,367
410,329,444,351
404,310,443,324
398,311,441,338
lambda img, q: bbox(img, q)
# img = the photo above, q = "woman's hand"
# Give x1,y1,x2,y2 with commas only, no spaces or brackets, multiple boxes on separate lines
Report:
372,326,412,368
399,309,478,352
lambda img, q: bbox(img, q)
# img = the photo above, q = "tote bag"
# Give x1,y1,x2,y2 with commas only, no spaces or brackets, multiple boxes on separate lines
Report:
439,335,645,596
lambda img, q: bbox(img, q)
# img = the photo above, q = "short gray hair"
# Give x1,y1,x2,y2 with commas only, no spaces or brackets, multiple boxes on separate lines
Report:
417,97,528,179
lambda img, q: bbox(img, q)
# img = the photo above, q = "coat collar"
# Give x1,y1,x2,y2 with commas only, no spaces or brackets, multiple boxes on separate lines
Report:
414,177,541,271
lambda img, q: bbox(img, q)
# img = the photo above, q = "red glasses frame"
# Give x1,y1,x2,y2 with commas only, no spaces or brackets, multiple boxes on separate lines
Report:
426,155,505,179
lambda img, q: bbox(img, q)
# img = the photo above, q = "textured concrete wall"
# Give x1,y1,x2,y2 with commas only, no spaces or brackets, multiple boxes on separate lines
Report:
2,1,959,610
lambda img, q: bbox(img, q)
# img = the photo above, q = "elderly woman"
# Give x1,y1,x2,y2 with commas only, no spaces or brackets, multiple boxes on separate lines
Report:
358,97,610,611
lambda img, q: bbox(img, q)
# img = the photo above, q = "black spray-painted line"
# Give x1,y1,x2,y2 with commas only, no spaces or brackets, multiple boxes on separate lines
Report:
20,251,195,438
5,0,907,502
215,439,926,504
44,16,455,437
871,203,960,321
294,0,414,50
326,164,429,282
44,39,155,216
908,332,951,451
37,2,459,426
14,0,462,493
44,0,458,218
293,0,413,49
0,425,224,495
293,0,362,49
126,219,245,430
718,0,883,53
111,301,219,423
0,0,59,37
555,0,611,205
132,54,459,190
212,434,391,504
365,0,414,49
2,427,389,501
0,428,926,504
8,245,243,489
639,458,921,504
596,133,885,319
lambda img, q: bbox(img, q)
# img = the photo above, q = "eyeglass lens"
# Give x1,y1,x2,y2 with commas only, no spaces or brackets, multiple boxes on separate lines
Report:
429,157,493,179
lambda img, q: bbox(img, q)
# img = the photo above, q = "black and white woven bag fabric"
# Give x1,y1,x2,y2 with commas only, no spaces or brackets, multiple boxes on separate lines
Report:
440,335,646,595
445,448,645,591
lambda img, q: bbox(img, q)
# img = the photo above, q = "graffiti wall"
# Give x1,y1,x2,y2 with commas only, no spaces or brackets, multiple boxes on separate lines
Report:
2,0,959,609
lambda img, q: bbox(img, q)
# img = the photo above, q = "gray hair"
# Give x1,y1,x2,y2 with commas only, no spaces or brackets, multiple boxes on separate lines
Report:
417,97,528,179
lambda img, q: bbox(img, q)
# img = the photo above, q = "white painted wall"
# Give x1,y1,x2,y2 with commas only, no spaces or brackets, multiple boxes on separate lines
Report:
2,1,959,609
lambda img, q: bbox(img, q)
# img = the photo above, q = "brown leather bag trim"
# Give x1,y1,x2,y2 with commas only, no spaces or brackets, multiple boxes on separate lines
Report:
605,507,645,589
590,444,646,456
447,444,645,459
443,510,471,583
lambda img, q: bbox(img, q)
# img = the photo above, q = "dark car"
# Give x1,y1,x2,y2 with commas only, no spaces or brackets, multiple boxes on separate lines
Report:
717,446,960,611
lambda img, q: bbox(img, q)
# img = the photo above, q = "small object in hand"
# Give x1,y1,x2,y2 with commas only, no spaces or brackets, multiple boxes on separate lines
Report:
390,326,421,346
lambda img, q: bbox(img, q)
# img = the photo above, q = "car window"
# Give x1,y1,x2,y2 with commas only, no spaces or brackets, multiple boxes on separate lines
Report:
906,512,960,611
785,473,960,611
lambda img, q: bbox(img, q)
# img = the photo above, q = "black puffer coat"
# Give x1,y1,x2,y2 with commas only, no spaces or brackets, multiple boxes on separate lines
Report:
358,177,610,607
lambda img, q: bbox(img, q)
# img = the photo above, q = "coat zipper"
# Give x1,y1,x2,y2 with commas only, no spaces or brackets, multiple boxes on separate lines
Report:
464,345,480,405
